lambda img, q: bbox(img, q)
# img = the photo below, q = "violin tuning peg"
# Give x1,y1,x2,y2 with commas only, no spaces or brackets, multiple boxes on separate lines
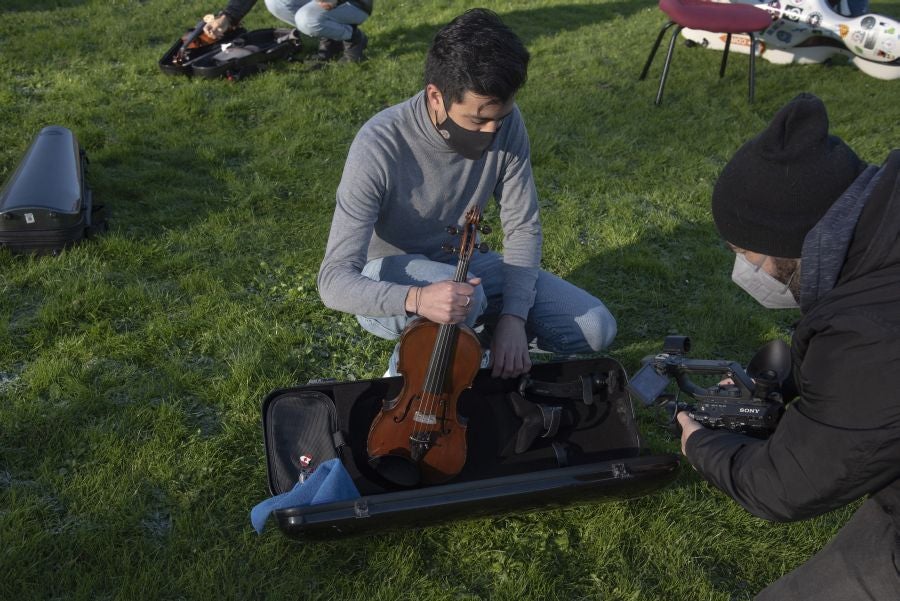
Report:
478,242,490,253
446,226,459,235
479,224,492,235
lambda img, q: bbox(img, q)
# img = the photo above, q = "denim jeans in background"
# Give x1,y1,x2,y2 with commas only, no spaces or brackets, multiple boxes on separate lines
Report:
355,252,617,355
263,0,368,40
831,0,869,17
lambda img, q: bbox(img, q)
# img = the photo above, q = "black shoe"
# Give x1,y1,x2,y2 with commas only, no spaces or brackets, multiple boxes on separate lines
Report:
316,37,343,61
340,27,368,63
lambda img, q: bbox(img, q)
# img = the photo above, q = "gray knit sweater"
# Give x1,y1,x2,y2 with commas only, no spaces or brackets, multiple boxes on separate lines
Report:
317,90,542,319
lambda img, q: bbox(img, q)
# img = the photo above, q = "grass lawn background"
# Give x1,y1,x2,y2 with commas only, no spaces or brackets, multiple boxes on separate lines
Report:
1,0,898,599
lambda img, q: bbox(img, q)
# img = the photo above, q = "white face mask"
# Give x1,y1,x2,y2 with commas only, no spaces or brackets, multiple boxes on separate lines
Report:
731,253,799,309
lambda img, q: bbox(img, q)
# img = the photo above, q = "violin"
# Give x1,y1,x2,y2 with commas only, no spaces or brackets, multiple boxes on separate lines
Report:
367,206,489,487
174,16,238,65
174,19,213,65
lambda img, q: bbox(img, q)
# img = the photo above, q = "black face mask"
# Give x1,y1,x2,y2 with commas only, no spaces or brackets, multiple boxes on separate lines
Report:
435,97,499,160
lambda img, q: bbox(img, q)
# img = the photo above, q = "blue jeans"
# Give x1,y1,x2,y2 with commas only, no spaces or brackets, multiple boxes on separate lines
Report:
355,253,617,355
263,0,369,40
828,0,869,17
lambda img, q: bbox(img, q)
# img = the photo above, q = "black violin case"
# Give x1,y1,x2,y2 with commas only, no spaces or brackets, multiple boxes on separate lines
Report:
159,26,303,80
261,357,680,540
0,126,106,255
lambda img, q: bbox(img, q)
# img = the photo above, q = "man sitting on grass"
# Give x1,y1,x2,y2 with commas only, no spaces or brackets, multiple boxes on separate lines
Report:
317,8,617,379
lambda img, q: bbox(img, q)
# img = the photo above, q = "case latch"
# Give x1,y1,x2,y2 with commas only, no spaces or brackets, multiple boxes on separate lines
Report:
611,463,632,479
353,499,369,519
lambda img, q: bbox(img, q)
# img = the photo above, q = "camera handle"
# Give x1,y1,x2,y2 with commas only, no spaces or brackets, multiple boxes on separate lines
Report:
664,357,757,401
628,336,789,439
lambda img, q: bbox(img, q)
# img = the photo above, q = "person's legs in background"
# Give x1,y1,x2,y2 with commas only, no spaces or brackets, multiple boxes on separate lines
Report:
832,0,869,17
265,0,369,62
263,0,309,28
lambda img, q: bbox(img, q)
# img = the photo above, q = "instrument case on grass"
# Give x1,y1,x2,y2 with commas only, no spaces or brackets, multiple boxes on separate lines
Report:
261,357,680,540
159,27,303,80
0,126,106,255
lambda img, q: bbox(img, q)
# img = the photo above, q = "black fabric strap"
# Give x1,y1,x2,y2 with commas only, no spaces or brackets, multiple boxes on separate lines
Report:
539,404,562,439
551,442,569,467
331,430,346,449
519,373,607,405
509,392,565,454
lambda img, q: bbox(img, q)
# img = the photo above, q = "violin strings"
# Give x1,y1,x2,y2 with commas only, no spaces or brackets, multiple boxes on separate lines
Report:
424,322,452,428
417,206,480,443
421,248,466,429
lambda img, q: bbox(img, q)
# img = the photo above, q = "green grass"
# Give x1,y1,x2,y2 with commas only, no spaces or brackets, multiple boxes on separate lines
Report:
1,0,897,599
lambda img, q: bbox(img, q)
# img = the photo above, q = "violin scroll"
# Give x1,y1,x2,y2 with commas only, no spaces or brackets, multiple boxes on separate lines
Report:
443,209,489,257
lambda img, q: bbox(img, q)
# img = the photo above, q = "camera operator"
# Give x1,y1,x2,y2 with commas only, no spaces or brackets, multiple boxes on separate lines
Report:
677,93,900,600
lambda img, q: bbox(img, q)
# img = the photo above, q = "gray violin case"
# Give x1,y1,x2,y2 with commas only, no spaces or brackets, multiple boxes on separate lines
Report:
0,126,106,255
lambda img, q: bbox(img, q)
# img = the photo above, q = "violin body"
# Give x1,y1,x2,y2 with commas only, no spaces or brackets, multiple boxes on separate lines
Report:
181,30,218,50
367,317,483,484
174,18,237,65
366,205,488,486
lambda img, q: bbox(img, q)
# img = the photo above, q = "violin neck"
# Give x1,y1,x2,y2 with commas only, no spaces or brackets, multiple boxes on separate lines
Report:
453,252,472,284
422,241,475,394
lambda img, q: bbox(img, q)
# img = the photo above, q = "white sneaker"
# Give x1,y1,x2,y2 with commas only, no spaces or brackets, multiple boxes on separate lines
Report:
382,346,491,378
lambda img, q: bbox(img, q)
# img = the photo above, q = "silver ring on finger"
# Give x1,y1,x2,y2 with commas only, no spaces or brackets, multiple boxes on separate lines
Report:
464,295,471,307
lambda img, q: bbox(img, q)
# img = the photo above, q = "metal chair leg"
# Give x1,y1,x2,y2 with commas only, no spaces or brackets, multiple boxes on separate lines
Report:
656,25,684,106
748,33,757,103
640,21,677,80
719,33,732,78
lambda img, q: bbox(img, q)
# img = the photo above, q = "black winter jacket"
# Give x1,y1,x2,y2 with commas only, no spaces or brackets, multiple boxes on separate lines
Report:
686,150,900,531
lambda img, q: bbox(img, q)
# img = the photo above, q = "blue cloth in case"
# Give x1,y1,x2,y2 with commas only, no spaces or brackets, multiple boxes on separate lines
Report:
250,457,360,534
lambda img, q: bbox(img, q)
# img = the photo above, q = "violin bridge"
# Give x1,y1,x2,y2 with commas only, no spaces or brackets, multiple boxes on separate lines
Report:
413,411,437,425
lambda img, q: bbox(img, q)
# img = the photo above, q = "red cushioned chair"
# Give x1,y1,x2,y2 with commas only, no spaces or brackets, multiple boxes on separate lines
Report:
639,0,773,105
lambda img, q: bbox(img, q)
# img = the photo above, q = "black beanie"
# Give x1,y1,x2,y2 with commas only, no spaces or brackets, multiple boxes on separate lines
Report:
711,93,866,258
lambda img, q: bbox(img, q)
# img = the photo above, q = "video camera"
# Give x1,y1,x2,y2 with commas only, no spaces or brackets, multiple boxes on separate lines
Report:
626,335,791,438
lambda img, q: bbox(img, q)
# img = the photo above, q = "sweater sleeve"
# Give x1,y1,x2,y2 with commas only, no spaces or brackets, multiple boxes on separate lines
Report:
685,326,900,522
222,0,257,22
316,130,411,317
493,109,542,319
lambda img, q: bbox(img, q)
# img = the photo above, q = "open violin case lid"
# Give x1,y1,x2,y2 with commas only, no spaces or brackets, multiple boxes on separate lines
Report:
261,357,680,540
